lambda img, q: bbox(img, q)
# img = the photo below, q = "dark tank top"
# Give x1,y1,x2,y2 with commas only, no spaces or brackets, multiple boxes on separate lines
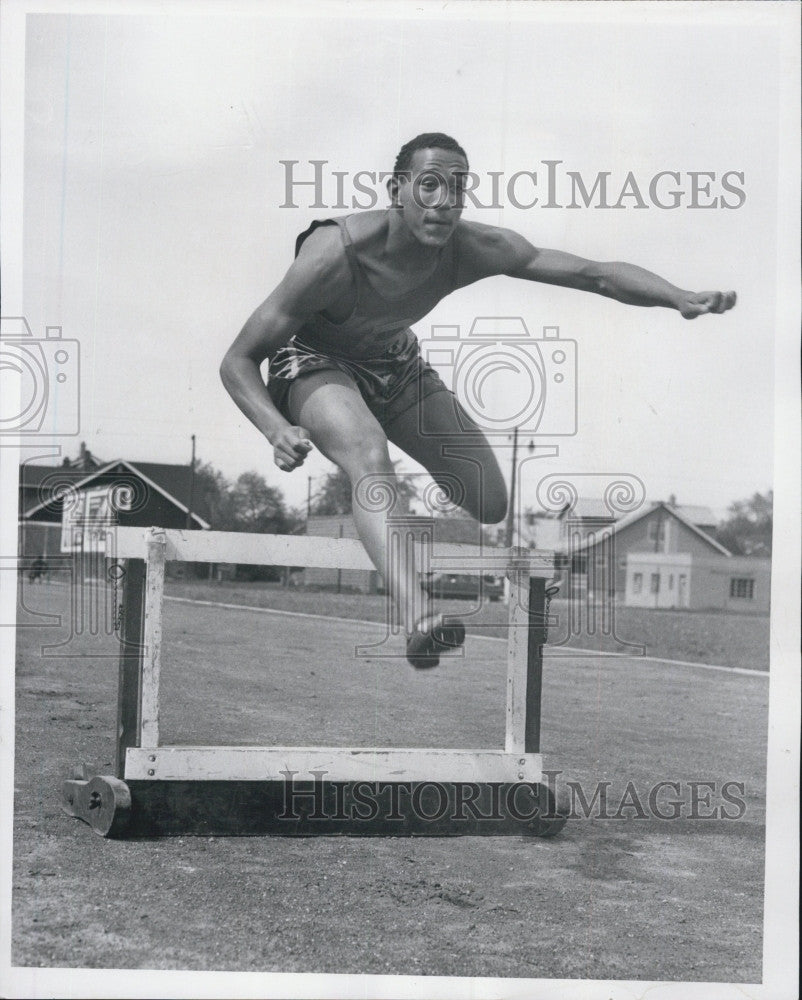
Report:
292,214,459,360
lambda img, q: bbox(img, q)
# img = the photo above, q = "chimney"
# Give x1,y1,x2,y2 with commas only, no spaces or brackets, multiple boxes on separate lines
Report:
668,493,677,507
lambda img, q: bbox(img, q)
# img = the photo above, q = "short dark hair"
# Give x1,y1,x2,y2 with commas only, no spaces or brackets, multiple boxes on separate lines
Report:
393,133,469,176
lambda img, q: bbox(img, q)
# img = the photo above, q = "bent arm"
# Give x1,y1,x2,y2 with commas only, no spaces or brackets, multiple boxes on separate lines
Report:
493,229,736,318
220,227,349,443
220,295,302,443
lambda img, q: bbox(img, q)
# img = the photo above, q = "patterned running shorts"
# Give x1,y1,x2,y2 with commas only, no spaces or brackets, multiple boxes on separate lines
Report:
266,330,451,429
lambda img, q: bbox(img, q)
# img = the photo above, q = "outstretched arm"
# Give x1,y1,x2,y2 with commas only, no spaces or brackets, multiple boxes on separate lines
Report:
481,227,737,318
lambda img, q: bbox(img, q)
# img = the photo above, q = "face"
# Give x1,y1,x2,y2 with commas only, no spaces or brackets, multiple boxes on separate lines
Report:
394,148,468,247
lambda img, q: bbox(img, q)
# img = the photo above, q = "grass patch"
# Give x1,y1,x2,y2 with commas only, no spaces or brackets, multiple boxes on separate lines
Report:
165,580,769,671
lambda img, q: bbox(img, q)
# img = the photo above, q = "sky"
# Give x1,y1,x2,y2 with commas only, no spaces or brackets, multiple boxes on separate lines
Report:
12,3,787,520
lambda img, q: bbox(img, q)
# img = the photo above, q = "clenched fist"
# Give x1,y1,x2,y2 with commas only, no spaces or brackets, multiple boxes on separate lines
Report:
679,290,737,319
270,425,313,472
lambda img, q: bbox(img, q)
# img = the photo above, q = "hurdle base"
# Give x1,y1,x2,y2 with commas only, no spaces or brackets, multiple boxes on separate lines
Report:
61,772,132,837
62,776,568,838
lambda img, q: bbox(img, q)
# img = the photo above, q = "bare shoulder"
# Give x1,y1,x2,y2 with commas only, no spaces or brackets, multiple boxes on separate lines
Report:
455,220,537,280
284,222,352,311
295,221,348,272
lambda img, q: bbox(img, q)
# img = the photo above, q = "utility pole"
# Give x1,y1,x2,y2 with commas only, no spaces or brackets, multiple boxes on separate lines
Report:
504,426,519,548
307,475,312,521
185,434,196,529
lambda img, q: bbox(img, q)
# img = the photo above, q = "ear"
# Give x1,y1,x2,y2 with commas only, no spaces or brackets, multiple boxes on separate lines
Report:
386,173,400,206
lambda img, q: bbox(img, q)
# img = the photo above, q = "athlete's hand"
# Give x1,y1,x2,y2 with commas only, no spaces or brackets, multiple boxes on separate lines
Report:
679,290,737,319
270,426,313,472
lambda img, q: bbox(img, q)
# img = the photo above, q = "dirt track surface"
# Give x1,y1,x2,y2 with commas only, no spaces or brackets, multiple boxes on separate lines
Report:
13,582,768,981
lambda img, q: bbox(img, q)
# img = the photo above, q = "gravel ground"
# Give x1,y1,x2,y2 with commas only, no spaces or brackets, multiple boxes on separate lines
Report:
12,580,768,984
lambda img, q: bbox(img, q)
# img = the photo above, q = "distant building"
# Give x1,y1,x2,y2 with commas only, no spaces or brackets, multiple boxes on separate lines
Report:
305,514,377,593
305,512,490,592
563,500,770,612
624,551,771,613
18,446,208,560
567,500,728,598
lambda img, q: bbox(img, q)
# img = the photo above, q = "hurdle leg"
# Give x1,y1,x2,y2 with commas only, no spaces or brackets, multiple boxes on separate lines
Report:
140,529,166,748
115,557,147,774
505,566,568,836
62,531,165,837
505,571,547,753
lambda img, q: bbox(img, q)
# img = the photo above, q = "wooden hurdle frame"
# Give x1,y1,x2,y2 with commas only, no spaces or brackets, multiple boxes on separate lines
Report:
62,526,568,838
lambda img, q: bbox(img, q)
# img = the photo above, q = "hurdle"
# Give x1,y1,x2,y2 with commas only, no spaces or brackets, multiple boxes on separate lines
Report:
62,526,569,838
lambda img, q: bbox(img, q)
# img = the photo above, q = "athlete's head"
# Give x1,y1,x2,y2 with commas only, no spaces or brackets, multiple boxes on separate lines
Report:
388,133,469,247
392,133,469,178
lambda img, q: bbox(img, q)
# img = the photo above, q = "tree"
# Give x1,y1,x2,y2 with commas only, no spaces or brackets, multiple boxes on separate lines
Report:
192,461,236,530
310,467,353,515
192,461,304,534
310,463,420,516
230,471,293,534
716,490,773,556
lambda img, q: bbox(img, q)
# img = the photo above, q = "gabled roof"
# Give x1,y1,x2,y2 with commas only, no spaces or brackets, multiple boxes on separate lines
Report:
552,497,717,529
671,504,717,527
21,459,210,529
574,501,731,557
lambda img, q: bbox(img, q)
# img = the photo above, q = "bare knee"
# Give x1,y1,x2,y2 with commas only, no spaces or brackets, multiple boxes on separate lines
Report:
335,435,393,479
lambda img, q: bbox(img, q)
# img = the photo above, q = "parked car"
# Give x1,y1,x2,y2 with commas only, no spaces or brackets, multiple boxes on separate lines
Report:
424,572,504,602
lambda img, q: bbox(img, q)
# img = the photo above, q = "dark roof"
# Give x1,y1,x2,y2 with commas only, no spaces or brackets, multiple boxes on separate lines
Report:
20,459,209,528
19,464,77,487
122,462,195,508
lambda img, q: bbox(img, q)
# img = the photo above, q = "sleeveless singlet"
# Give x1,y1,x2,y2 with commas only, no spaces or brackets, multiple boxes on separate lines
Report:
265,214,461,426
291,213,460,359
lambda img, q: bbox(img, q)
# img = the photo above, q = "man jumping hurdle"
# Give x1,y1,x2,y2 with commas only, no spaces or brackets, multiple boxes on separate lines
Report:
220,132,735,668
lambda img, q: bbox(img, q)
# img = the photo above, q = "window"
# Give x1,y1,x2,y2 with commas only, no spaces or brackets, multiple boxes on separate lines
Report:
633,573,643,594
650,573,660,594
730,578,755,599
647,520,666,542
669,574,674,590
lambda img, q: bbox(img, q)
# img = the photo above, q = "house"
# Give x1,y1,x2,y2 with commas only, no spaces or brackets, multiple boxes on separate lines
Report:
624,551,771,613
563,499,770,612
18,445,209,561
565,501,728,597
